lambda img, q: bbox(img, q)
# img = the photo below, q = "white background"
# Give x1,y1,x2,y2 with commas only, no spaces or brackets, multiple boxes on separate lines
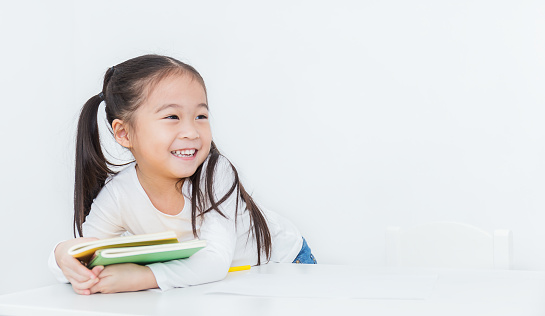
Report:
1,0,545,295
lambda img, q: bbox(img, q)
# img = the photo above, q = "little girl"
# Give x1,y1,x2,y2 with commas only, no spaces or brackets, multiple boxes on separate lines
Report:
49,54,316,295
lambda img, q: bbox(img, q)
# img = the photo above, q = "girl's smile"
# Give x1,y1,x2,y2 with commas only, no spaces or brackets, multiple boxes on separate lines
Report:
171,148,198,160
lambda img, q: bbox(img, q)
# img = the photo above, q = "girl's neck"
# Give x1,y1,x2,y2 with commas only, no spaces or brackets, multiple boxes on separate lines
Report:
135,164,185,215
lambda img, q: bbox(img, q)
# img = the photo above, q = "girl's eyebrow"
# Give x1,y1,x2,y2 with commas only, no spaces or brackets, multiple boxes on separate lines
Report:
155,103,209,113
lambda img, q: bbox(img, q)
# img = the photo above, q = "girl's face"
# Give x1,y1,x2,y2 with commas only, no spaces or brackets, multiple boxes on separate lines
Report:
119,74,212,182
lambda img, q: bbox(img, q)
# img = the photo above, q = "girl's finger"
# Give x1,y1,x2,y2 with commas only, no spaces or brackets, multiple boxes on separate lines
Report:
63,266,96,283
91,265,105,277
64,269,91,283
90,280,104,294
62,257,97,281
72,286,91,295
71,277,100,291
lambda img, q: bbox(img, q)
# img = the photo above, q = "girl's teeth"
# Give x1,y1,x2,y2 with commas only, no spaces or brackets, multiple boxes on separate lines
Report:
172,149,196,157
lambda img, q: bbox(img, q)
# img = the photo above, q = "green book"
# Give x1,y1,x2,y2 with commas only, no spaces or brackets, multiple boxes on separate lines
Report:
87,238,207,268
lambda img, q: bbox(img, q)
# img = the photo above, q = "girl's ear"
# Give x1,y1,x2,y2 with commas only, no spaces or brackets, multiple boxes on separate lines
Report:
112,119,131,148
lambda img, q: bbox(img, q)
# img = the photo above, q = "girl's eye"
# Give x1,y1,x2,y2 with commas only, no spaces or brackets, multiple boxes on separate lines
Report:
196,115,208,120
165,115,179,120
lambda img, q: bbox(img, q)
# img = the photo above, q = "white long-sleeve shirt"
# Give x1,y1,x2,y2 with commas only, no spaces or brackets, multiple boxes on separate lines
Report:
49,156,303,290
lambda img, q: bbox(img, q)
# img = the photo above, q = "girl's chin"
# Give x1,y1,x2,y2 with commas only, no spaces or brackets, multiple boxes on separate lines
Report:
170,165,200,178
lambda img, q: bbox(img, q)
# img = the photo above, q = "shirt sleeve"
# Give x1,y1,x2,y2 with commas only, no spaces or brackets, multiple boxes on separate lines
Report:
147,156,241,290
48,242,69,283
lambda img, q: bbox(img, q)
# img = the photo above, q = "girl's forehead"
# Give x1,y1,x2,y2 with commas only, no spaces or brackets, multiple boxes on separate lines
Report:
144,74,207,109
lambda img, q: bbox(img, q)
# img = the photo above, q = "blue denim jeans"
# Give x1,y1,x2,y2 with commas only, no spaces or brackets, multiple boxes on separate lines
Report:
292,237,317,264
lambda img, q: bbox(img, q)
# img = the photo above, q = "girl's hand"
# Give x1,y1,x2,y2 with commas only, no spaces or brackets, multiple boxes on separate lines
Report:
54,237,103,295
90,263,158,294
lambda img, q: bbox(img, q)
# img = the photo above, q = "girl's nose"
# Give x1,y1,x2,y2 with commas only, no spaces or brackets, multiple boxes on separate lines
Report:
178,121,199,139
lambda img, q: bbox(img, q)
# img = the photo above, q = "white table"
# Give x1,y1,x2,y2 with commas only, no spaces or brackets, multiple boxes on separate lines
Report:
1,263,544,316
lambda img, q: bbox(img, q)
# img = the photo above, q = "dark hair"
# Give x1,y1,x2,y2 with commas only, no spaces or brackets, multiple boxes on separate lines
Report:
74,54,271,264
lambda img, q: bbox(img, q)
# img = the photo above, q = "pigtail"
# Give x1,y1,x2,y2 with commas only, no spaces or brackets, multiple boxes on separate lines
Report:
73,94,114,237
189,142,272,265
237,183,272,265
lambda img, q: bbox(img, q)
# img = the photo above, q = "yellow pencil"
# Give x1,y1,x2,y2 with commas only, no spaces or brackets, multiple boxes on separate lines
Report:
228,265,251,272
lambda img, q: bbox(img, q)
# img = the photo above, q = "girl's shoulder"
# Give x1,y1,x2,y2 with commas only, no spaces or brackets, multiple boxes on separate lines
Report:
102,162,138,196
106,162,137,184
88,162,138,217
